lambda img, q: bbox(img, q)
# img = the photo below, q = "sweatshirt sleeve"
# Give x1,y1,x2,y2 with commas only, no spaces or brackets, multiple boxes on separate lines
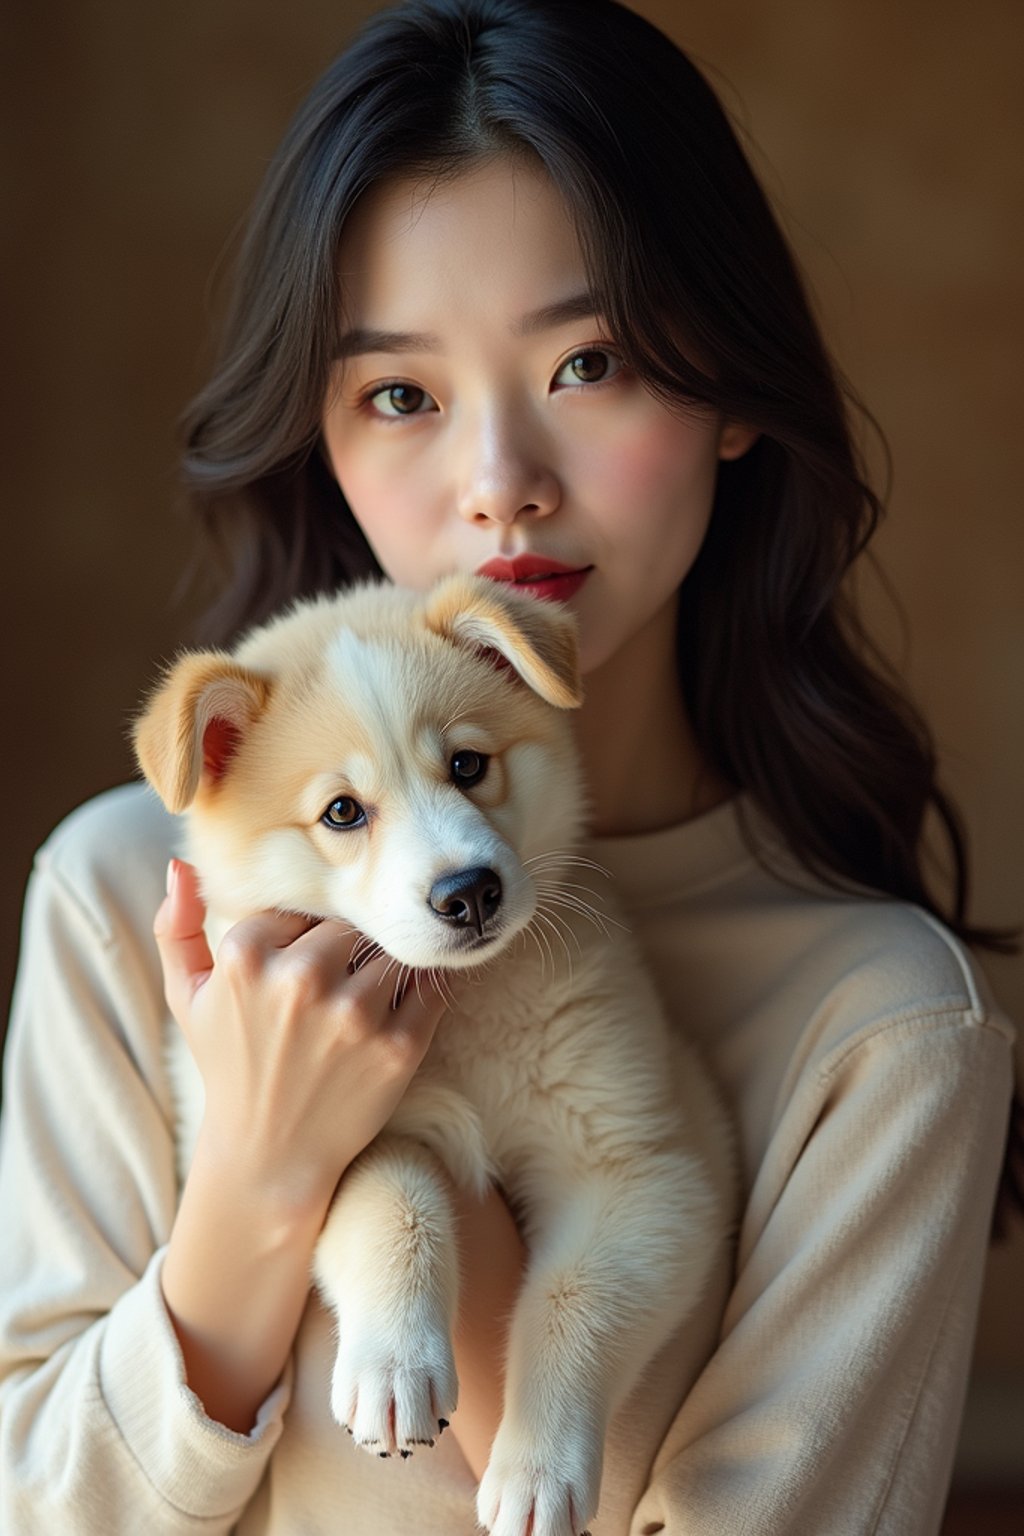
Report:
0,800,290,1533
628,994,1015,1536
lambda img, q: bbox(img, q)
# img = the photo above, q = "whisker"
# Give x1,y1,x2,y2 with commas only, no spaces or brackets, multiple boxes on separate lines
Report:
428,965,458,1011
537,890,610,926
389,961,410,1009
529,912,556,976
350,935,385,971
533,877,611,903
525,921,549,979
534,908,575,986
535,901,584,956
439,705,469,735
532,907,575,980
535,889,626,935
438,680,480,737
310,920,359,939
544,905,584,971
522,852,613,879
532,881,617,924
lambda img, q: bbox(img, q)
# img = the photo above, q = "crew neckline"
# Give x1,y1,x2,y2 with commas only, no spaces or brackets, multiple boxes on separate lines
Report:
581,792,782,909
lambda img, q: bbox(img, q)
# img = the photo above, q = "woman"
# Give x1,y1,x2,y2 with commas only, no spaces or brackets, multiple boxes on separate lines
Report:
0,2,1015,1532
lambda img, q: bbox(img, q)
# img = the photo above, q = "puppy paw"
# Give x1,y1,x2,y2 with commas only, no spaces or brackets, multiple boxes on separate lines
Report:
476,1425,600,1536
330,1314,458,1457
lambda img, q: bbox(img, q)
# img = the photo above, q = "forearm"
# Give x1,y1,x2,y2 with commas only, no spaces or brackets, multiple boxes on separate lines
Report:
161,1131,330,1433
449,1182,527,1481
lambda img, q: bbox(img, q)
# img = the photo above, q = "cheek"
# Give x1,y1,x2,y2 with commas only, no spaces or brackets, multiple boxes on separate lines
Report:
324,431,441,587
580,414,720,512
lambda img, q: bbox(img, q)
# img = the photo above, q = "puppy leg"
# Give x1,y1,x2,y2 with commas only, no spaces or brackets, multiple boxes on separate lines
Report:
314,1135,460,1456
477,1158,717,1536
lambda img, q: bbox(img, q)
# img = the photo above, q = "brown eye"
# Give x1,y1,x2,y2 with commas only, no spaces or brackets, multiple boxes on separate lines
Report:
321,797,366,829
451,750,488,788
569,351,609,382
371,383,431,417
552,349,622,389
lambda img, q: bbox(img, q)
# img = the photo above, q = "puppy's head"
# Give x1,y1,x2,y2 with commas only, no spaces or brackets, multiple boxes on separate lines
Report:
133,575,584,968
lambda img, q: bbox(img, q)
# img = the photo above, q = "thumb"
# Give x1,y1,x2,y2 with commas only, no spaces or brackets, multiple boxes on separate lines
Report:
153,858,214,1017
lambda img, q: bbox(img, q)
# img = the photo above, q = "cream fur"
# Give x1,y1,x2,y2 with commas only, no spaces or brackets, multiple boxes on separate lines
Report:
133,573,734,1536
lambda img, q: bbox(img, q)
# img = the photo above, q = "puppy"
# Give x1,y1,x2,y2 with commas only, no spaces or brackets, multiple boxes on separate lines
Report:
133,573,733,1536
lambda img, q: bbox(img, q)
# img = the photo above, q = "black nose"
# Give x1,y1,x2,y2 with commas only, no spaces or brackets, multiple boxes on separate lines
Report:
429,867,503,936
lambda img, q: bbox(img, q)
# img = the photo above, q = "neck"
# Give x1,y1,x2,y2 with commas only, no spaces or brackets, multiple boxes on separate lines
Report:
572,598,732,838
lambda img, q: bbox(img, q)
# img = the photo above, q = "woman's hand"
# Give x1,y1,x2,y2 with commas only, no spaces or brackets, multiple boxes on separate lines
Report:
152,857,448,1432
154,857,447,1220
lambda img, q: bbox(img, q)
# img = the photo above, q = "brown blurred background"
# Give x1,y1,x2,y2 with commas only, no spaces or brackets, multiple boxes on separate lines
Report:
2,0,1021,1520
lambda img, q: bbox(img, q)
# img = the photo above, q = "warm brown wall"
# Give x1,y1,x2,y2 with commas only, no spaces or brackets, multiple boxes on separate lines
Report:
3,0,1021,1476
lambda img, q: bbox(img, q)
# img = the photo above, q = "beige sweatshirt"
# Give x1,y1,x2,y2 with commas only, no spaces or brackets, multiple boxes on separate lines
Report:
0,784,1014,1535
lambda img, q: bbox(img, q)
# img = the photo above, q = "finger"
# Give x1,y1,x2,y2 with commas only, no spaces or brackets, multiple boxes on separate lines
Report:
371,960,450,1042
403,980,449,1055
225,905,325,954
282,919,449,1026
153,858,214,1015
318,934,446,1030
284,915,380,975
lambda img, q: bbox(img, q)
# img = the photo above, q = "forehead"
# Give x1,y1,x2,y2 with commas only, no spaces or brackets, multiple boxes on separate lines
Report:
272,626,534,752
336,157,587,328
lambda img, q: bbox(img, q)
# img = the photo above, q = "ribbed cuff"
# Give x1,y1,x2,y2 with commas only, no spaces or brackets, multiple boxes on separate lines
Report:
99,1247,291,1518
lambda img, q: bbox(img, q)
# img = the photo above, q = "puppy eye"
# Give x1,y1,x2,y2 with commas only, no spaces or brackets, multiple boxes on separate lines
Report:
451,750,488,788
321,797,366,830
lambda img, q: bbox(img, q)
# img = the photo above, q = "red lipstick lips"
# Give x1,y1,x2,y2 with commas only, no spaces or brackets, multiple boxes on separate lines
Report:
476,555,593,604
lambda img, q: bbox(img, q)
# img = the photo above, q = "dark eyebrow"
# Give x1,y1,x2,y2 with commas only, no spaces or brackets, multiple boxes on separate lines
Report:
334,327,441,360
333,291,603,359
509,291,603,337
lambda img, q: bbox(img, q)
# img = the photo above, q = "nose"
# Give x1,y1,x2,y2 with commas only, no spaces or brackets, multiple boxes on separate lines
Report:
429,867,503,936
456,407,561,526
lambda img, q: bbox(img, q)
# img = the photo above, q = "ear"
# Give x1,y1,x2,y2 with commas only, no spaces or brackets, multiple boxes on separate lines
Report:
718,420,759,461
132,652,270,814
422,574,583,709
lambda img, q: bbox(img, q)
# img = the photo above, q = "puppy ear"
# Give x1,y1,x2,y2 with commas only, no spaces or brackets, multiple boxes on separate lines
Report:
132,652,270,813
423,574,583,709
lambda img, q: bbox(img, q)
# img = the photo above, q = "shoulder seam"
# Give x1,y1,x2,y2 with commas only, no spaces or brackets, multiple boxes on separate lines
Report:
820,1002,1013,1085
912,906,984,1020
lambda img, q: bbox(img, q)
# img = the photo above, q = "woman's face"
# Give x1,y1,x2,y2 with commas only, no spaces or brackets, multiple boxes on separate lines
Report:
321,157,754,675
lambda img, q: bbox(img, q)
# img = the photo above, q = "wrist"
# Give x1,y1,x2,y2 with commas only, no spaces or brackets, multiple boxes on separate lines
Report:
163,1133,334,1433
183,1130,340,1259
188,1122,340,1245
